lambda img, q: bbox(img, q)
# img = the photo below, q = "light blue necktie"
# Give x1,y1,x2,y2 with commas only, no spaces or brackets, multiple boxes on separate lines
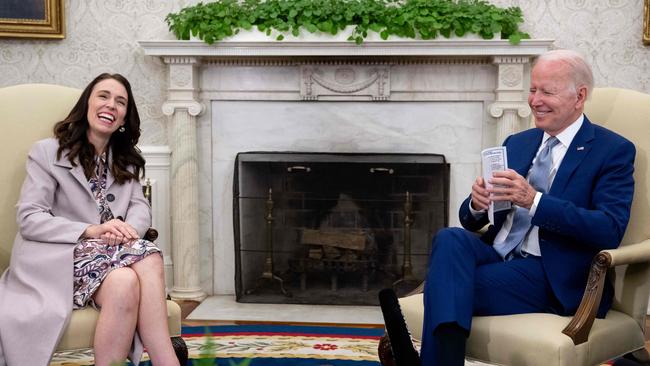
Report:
493,136,560,260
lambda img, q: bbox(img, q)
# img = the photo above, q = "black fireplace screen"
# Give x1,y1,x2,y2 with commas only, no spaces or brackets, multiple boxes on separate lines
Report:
233,152,449,305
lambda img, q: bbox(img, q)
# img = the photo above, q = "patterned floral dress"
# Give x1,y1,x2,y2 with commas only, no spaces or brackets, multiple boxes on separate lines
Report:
72,153,161,309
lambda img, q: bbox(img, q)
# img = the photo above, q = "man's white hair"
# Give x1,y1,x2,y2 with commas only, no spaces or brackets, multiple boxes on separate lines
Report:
534,49,594,97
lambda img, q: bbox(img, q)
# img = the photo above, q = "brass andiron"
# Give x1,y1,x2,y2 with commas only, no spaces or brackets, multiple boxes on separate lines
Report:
393,191,418,289
246,188,291,297
143,178,152,205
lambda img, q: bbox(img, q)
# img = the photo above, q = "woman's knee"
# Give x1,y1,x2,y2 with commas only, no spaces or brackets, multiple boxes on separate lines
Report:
145,252,164,267
97,267,140,309
132,253,164,277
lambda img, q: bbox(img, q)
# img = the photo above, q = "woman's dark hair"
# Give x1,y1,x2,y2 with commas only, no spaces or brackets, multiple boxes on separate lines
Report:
53,73,145,184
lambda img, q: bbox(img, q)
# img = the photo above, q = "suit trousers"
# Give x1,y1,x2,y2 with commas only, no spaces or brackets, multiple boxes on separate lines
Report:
420,227,560,365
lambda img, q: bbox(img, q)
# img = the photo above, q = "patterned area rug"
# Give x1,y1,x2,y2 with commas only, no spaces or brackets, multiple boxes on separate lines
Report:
50,324,618,365
51,324,386,365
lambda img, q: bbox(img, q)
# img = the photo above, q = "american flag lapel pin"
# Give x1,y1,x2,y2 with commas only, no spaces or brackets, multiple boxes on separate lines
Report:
577,146,585,151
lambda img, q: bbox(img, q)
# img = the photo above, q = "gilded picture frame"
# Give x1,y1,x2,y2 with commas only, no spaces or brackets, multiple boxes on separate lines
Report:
0,0,65,39
645,0,650,45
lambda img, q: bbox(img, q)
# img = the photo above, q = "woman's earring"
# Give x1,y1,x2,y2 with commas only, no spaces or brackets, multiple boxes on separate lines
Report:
119,126,126,133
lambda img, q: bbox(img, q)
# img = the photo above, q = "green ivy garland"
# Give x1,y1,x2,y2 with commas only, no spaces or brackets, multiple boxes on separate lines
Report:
166,0,530,45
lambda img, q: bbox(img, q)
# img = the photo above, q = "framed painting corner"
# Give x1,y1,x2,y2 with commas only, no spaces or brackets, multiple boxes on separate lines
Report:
0,0,65,40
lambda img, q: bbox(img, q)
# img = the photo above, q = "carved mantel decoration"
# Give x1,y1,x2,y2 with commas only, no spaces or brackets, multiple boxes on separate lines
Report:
301,64,391,100
139,37,553,300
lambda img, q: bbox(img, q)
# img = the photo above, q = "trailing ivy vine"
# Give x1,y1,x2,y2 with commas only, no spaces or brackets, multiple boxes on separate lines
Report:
166,0,530,45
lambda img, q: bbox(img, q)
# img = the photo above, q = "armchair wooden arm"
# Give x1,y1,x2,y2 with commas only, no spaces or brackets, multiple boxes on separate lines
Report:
562,239,650,344
144,228,159,241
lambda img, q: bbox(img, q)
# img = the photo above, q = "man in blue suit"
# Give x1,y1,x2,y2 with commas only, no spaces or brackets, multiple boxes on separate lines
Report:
419,50,636,365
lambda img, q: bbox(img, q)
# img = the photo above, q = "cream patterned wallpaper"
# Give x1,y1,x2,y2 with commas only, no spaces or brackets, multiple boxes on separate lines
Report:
1,0,648,145
493,0,650,91
0,1,199,145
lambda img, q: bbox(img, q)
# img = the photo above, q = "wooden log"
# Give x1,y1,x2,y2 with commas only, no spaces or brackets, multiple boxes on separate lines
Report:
301,229,367,251
308,247,323,259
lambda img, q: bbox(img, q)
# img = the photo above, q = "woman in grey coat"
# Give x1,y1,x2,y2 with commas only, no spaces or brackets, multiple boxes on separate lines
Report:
0,73,179,366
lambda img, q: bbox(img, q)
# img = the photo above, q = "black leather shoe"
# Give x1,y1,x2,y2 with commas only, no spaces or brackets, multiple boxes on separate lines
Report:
379,288,421,366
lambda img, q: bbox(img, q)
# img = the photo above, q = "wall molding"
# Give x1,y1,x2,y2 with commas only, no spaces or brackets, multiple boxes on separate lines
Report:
140,145,172,292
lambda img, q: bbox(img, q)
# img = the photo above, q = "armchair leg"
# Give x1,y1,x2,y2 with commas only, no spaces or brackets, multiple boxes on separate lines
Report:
172,336,188,365
378,334,396,366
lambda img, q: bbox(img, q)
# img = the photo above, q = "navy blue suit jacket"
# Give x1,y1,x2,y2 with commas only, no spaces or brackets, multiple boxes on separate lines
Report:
459,116,635,317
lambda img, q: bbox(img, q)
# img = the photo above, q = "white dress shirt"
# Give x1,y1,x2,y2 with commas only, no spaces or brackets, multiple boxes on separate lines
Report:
471,114,584,256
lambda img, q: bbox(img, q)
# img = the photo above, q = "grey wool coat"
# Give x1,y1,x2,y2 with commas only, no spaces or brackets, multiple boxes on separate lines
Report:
0,138,152,366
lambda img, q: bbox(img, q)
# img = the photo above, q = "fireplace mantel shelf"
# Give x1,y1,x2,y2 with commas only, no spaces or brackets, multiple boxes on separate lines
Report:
139,39,553,58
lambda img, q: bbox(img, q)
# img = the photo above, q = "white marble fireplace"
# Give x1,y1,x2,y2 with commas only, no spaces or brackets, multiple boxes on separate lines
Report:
140,37,553,300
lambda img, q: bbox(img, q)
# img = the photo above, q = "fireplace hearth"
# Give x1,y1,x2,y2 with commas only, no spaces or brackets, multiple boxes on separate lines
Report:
234,152,449,305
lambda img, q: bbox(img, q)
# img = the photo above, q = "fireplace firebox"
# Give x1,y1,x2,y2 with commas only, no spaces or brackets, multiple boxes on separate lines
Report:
234,152,449,305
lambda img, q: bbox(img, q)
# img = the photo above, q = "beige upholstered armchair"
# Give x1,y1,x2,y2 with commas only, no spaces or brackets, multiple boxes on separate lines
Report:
0,84,187,362
379,87,650,366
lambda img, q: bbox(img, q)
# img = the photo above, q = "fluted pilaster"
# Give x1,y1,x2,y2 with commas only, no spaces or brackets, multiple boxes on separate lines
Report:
163,57,206,301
